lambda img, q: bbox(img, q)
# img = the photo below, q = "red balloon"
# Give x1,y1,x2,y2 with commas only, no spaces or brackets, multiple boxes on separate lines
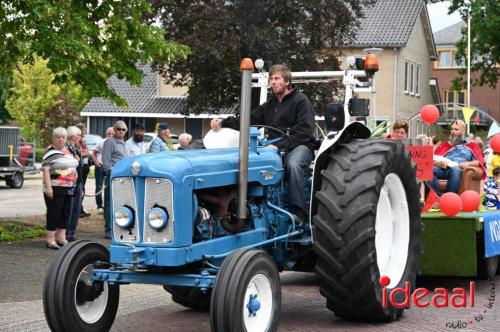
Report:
439,192,462,216
420,105,440,126
490,134,500,153
460,190,481,212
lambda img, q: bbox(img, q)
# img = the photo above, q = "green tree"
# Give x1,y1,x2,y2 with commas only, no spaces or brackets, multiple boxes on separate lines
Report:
0,0,189,105
150,0,374,113
428,0,500,88
0,74,12,123
44,82,89,145
6,58,61,142
6,58,90,145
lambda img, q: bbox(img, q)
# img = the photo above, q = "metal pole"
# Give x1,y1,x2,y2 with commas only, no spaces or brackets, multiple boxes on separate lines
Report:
237,58,254,220
372,78,377,125
467,11,471,134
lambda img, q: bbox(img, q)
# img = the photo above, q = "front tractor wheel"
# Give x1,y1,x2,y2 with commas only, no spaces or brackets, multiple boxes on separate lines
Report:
210,249,281,332
43,240,120,332
313,139,421,322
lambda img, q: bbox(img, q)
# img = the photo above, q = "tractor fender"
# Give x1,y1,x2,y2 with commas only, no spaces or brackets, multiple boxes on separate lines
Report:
309,122,371,221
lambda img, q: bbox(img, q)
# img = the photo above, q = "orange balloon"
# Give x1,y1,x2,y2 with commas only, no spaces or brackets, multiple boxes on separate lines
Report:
439,192,462,216
490,134,500,153
460,190,481,212
420,105,440,126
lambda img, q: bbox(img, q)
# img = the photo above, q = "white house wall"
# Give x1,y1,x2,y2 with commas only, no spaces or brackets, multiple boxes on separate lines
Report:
397,12,434,121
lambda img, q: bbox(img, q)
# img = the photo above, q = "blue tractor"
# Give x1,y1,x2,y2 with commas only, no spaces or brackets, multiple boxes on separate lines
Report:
43,57,422,331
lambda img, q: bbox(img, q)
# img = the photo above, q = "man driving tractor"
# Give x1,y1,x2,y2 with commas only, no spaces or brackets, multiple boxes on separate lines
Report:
211,64,315,223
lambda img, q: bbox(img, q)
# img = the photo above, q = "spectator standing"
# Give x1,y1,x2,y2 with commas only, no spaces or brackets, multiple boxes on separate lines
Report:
178,133,193,150
150,122,174,152
484,167,500,209
126,123,147,156
91,127,114,214
102,121,129,239
42,127,78,249
76,123,91,217
65,126,83,242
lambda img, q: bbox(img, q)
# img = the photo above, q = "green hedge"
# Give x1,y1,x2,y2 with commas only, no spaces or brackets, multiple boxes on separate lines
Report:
35,148,45,163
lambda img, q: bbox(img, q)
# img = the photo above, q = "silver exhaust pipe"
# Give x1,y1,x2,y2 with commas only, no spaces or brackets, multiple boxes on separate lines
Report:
237,58,254,221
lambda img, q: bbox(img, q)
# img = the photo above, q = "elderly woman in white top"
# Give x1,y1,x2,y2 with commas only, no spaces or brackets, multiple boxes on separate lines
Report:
41,127,78,249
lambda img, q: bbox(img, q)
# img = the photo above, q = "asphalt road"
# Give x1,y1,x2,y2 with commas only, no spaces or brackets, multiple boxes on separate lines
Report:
0,176,498,331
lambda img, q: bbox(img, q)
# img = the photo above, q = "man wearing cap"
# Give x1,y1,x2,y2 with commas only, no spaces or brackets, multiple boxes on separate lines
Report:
150,122,174,152
429,120,486,194
126,123,147,157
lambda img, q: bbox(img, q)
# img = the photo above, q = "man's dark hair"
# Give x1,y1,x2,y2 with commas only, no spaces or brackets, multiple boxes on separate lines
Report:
493,167,500,176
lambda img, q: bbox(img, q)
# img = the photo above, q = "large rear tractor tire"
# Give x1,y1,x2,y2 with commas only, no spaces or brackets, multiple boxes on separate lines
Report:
43,240,120,332
210,249,281,332
312,139,421,322
163,285,211,311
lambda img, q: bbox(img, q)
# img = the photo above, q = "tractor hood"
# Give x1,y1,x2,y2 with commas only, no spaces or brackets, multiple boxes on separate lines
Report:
111,147,284,188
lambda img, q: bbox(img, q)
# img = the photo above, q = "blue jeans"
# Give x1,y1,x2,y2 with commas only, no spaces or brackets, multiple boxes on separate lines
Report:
66,182,82,241
285,145,314,214
94,166,105,209
429,166,462,195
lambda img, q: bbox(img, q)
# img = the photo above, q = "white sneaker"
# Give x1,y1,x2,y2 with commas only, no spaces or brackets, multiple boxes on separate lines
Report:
97,207,104,215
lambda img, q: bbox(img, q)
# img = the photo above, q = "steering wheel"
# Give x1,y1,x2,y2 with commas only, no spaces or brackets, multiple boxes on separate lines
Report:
256,125,291,150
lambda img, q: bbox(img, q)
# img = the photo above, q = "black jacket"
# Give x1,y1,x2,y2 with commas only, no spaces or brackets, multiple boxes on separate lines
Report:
222,88,316,151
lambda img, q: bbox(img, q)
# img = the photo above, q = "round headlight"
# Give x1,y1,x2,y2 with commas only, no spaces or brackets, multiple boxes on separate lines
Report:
114,206,134,228
147,207,168,230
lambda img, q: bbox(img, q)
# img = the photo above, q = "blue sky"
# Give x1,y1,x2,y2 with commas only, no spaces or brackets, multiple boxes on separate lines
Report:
427,1,463,32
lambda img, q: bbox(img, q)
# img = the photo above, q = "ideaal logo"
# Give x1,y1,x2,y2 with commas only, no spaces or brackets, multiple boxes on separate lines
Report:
379,275,475,308
379,275,496,330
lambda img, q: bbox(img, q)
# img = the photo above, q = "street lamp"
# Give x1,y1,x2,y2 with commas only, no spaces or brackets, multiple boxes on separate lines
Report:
363,48,383,126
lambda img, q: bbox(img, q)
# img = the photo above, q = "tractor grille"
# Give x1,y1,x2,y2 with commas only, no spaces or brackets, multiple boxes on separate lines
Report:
112,177,140,243
143,177,175,244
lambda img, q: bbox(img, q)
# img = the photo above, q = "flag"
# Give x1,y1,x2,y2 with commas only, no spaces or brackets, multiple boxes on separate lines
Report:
488,121,500,138
462,107,475,126
423,186,439,212
474,113,480,125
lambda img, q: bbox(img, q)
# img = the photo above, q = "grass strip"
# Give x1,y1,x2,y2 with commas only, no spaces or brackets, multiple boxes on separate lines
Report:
0,222,46,242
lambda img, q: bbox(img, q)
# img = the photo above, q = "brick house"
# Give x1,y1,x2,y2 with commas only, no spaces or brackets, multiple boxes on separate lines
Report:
432,22,500,127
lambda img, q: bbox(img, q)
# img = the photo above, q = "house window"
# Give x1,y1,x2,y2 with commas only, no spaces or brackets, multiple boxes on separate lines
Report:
404,61,409,93
415,64,421,96
409,63,415,95
438,51,452,67
436,49,465,68
404,60,421,97
444,90,467,119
